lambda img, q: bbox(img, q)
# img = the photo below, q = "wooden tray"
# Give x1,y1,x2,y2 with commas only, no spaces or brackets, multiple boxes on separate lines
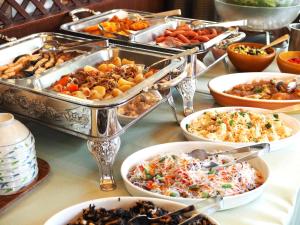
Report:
0,158,50,214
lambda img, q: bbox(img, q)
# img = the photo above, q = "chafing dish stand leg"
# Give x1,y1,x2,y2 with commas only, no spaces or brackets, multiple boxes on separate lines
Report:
176,54,196,116
167,94,180,125
87,137,121,191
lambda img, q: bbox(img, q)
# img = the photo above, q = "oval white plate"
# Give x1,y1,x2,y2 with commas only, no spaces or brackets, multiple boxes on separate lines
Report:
208,72,300,109
180,107,300,151
121,142,269,210
44,196,220,225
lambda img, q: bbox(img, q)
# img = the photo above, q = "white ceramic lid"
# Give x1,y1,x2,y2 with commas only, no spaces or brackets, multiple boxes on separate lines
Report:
0,113,30,147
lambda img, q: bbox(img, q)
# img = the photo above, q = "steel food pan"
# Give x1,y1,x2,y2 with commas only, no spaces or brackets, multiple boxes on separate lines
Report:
0,32,105,87
60,9,166,41
131,19,245,76
0,45,185,140
131,19,228,52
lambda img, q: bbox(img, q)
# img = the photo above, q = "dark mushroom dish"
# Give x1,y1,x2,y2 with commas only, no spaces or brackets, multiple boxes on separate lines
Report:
224,79,300,100
68,201,214,225
0,51,79,79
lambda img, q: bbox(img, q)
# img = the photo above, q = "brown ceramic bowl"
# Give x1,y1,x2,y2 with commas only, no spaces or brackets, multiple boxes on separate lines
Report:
227,42,276,72
277,51,300,74
208,72,300,109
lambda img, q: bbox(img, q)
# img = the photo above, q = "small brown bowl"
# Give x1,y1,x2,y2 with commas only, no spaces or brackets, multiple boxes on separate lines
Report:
277,51,300,74
227,42,276,72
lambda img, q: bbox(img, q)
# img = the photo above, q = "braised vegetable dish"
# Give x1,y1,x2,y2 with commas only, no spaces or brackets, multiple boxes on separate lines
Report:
0,51,79,79
233,45,267,56
83,15,150,37
68,201,214,225
224,79,300,100
50,57,157,100
155,24,222,47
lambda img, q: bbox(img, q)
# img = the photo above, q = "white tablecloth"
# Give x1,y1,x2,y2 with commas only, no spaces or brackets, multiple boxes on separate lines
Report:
0,60,300,225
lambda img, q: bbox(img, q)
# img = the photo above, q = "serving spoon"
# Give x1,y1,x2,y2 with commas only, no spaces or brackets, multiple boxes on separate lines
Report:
187,143,269,161
261,34,290,50
128,196,223,225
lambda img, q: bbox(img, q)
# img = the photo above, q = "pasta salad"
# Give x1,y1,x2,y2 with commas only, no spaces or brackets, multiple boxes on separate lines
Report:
187,110,293,143
128,153,263,198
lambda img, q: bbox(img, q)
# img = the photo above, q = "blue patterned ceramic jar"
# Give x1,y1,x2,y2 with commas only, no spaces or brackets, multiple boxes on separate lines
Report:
0,113,38,195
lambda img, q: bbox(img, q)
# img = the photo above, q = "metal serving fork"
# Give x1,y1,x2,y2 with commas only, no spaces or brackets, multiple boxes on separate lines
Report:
128,196,223,225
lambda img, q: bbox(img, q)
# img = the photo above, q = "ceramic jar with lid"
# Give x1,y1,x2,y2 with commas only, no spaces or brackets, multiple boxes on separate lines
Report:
0,113,38,195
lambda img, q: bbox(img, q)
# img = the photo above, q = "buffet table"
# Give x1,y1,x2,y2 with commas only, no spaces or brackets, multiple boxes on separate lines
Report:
0,60,300,225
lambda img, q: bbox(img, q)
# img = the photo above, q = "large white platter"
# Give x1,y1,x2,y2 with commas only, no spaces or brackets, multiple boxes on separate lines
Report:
180,106,300,151
121,142,270,210
44,196,220,225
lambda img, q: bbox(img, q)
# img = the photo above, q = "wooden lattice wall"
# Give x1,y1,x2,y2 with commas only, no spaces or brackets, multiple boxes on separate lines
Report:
0,0,164,38
0,0,97,27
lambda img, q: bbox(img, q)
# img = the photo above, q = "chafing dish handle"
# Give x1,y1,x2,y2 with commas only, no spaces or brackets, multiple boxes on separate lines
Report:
69,8,101,22
153,69,188,90
0,34,17,42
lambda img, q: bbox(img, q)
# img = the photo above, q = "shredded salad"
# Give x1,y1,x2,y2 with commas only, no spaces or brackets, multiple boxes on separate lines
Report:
128,153,263,199
187,110,293,143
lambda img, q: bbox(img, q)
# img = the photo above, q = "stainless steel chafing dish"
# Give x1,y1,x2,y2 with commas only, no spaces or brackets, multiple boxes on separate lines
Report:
0,33,188,191
61,8,167,41
60,9,246,116
0,32,105,86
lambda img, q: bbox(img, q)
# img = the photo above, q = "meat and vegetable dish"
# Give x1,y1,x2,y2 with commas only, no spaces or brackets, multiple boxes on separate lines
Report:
0,51,79,79
50,57,157,100
68,201,214,225
128,153,263,199
232,45,268,56
187,110,292,143
224,79,300,100
118,91,161,117
155,24,222,48
83,15,150,37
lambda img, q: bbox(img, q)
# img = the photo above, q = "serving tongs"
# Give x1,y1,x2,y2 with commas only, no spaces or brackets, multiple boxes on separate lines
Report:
129,196,223,225
191,19,248,30
130,9,182,21
188,143,270,170
39,39,108,53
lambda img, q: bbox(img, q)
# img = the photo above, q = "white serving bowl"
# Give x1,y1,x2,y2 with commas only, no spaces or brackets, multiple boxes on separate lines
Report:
121,142,269,210
44,196,220,225
180,107,300,151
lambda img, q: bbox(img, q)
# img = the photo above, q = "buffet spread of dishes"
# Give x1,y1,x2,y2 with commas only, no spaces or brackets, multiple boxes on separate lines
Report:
1,2,300,225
